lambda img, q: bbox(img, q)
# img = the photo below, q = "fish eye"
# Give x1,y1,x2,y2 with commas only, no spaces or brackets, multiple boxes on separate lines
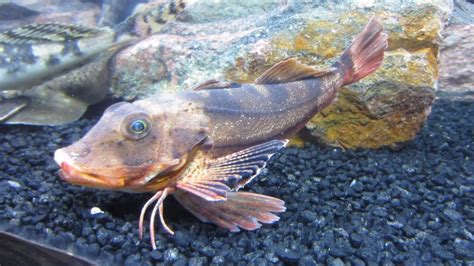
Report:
121,113,151,140
130,119,147,134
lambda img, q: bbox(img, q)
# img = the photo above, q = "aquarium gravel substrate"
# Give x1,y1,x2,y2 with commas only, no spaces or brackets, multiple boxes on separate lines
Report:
0,96,473,265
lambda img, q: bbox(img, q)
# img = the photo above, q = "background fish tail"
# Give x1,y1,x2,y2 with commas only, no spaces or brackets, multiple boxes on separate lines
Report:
336,17,388,86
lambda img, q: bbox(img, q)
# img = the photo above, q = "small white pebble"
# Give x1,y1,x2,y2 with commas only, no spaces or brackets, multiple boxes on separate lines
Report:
464,229,474,241
7,180,21,189
90,207,104,215
350,179,357,187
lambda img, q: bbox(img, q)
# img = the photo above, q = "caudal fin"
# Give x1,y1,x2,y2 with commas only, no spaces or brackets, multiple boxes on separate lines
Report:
338,17,388,86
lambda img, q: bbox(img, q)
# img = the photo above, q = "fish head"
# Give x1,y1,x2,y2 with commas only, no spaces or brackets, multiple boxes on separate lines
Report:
54,98,209,192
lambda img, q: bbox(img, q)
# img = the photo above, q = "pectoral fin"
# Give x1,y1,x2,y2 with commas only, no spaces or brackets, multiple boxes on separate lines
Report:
174,190,285,232
176,139,288,201
255,58,335,84
138,139,288,249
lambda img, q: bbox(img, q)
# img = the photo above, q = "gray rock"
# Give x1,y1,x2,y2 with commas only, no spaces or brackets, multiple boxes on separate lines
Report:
439,23,474,99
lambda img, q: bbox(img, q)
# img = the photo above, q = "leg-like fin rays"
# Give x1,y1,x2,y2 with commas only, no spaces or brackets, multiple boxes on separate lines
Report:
139,190,163,240
138,187,175,249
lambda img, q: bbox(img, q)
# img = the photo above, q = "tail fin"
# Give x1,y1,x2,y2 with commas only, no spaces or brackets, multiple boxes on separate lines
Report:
337,17,388,86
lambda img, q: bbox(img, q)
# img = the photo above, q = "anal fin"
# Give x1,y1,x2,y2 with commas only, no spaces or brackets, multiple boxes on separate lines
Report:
174,190,285,232
255,58,335,84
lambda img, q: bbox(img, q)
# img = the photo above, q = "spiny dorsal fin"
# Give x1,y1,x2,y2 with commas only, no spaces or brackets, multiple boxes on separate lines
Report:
176,139,288,201
191,79,233,91
255,58,335,85
0,23,103,45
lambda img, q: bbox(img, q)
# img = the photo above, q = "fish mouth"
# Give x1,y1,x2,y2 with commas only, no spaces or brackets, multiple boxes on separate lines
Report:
54,149,180,192
54,149,126,189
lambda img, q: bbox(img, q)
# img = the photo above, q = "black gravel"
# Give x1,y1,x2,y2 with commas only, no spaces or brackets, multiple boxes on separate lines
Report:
1,96,473,265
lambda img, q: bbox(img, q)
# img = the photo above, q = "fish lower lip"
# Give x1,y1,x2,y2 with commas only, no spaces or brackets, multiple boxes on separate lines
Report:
58,161,110,186
54,149,124,188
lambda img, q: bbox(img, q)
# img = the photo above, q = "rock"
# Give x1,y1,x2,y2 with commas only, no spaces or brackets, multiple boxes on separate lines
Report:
174,230,192,247
211,256,225,264
298,255,317,266
300,210,317,223
431,242,455,260
453,238,474,259
188,257,207,266
329,258,345,266
112,0,452,149
438,24,474,99
163,247,180,263
96,229,109,246
7,180,21,189
305,5,446,149
349,233,363,248
273,244,301,262
443,208,463,222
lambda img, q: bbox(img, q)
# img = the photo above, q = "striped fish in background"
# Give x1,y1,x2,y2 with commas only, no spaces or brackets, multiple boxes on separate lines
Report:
0,0,188,125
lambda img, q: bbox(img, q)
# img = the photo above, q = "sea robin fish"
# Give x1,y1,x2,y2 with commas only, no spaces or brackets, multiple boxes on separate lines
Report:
54,18,388,249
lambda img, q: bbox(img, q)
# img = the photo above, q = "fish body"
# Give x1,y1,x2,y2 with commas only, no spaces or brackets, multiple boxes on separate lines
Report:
0,0,187,125
1,49,115,125
0,24,131,92
55,18,388,249
188,76,342,155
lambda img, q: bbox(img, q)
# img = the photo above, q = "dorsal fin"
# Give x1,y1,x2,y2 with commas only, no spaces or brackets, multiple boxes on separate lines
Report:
0,23,102,45
191,79,233,91
255,58,335,85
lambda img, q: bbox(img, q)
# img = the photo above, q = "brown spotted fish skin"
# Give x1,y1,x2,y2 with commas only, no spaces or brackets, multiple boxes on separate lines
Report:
55,18,388,249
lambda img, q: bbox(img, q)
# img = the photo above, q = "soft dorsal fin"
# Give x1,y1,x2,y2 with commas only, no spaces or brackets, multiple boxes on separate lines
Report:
255,58,335,85
0,23,102,45
191,79,233,91
176,139,288,201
